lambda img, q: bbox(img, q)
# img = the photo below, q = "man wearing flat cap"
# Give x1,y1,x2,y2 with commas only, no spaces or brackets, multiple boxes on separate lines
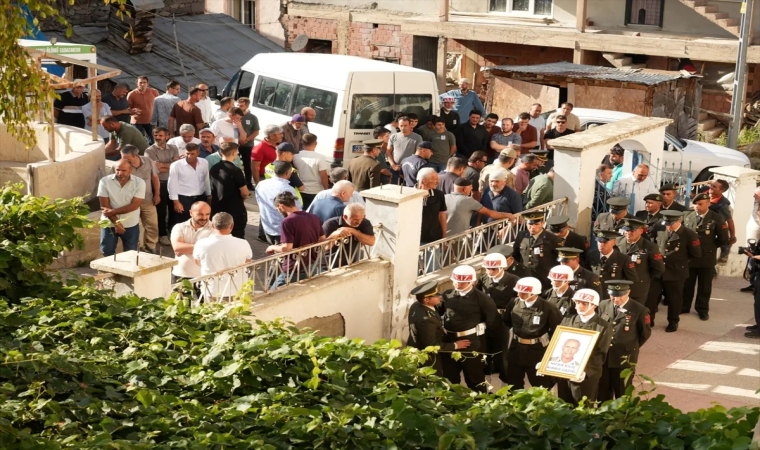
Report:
407,281,470,376
348,139,384,191
598,280,652,402
489,244,531,278
655,210,702,332
547,215,590,269
513,212,562,290
682,193,729,320
635,192,666,240
594,197,631,234
594,230,638,294
558,247,603,297
617,218,665,315
659,184,688,212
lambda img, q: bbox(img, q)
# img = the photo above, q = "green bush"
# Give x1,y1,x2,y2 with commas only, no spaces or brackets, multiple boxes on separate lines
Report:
0,287,757,449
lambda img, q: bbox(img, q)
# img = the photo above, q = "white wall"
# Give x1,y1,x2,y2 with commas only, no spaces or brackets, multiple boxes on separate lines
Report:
260,0,286,47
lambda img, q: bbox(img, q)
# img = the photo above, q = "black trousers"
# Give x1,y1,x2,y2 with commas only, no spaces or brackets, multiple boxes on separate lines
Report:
598,365,632,403
645,278,662,323
134,123,154,145
301,192,317,211
683,267,713,314
212,206,247,240
753,276,760,328
504,342,554,390
558,374,601,406
157,181,171,237
442,335,487,393
663,279,686,325
170,194,206,230
239,146,253,188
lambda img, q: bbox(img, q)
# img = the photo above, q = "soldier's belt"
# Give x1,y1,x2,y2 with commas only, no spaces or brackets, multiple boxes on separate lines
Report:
497,309,506,315
445,323,485,337
513,333,549,345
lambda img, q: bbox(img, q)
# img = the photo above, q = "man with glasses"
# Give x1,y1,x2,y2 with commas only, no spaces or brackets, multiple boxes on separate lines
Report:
543,114,575,160
546,102,581,132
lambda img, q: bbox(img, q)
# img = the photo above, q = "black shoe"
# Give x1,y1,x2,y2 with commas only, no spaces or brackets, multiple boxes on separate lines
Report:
745,331,760,339
746,324,758,331
680,309,690,315
698,313,709,321
650,320,655,328
740,285,754,293
665,323,679,332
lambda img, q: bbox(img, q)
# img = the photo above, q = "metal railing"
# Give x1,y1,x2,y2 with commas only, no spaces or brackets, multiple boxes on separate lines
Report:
418,198,569,275
174,226,382,305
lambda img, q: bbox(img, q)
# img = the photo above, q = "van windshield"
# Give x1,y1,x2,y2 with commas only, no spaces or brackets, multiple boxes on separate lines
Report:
350,94,432,129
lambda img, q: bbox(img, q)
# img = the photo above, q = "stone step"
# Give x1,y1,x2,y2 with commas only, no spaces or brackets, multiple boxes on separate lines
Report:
699,118,717,131
705,11,729,20
626,64,647,69
681,0,708,7
698,112,709,121
705,126,727,138
727,26,741,35
695,5,718,13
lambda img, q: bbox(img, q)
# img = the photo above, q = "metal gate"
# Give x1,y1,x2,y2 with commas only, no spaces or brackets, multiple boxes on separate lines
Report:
412,36,437,74
620,150,694,213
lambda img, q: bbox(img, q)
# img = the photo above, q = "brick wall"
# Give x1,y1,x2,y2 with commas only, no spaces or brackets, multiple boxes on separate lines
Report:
286,17,339,53
347,23,412,66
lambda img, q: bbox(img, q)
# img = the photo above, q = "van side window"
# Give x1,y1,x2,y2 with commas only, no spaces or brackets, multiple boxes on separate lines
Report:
396,94,432,125
237,71,255,100
349,94,432,129
255,76,293,112
291,85,337,127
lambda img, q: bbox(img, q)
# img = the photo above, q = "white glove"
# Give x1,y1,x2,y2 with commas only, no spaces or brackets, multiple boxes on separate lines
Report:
570,371,586,383
535,362,543,376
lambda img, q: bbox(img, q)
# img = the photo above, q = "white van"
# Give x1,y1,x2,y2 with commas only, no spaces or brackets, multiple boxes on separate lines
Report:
217,53,439,167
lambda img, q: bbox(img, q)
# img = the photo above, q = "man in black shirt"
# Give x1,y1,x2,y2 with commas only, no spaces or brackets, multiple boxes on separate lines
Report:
323,204,376,267
454,110,489,158
418,168,447,245
400,141,433,187
54,84,89,128
543,114,575,161
209,142,248,239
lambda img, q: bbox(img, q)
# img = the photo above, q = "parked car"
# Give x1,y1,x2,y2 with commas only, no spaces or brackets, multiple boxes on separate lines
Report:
544,107,751,181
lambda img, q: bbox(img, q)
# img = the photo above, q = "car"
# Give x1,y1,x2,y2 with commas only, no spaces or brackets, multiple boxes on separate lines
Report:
544,107,751,182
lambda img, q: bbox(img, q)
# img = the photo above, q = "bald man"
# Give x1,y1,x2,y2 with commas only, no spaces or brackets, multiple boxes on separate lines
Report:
97,159,146,256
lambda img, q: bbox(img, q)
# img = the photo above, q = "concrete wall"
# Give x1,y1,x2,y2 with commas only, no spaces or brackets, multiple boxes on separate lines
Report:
260,0,287,48
37,0,204,30
246,260,391,342
294,0,429,15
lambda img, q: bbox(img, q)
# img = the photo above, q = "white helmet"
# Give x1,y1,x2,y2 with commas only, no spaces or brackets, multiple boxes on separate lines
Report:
572,289,600,306
514,277,542,295
442,96,455,103
451,265,477,283
548,265,574,282
482,253,507,269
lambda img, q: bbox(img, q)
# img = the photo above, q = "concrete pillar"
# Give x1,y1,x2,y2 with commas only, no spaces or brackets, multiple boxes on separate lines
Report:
710,166,760,277
337,19,350,55
361,185,427,341
90,250,178,299
437,36,448,94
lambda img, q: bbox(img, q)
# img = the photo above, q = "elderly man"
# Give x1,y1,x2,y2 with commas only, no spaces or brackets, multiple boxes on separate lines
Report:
210,142,249,239
255,160,301,244
151,80,181,130
511,153,538,195
523,168,554,209
446,177,513,235
454,110,489,159
401,141,433,188
387,116,422,184
193,212,253,300
97,159,145,256
127,76,160,144
210,106,248,146
167,124,201,156
312,167,366,206
146,127,180,243
282,114,307,151
171,201,213,282
168,87,204,137
309,180,356,224
251,124,283,185
438,78,485,124
82,89,112,140
120,145,160,253
101,116,149,160
323,203,376,266
167,143,211,229
197,128,220,159
546,102,581,132
513,113,539,154
613,164,658,212
416,168,447,245
481,169,523,221
102,83,133,123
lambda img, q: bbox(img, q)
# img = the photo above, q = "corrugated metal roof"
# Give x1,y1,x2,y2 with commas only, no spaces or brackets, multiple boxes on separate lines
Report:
483,62,694,86
48,14,284,98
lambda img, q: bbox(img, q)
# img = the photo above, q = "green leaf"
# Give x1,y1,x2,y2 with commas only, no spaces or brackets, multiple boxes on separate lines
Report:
213,362,241,378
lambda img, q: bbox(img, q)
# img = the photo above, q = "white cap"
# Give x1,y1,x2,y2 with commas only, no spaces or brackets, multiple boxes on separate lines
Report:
548,265,574,282
490,169,508,181
572,289,600,306
482,253,507,269
451,265,477,283
514,277,542,294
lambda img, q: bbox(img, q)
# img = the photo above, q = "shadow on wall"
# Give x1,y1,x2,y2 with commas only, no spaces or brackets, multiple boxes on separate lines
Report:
296,313,346,338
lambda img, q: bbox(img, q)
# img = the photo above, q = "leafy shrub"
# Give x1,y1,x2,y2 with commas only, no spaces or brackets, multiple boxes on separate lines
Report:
0,287,757,449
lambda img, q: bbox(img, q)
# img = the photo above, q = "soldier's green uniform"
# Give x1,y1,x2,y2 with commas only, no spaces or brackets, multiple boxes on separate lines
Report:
593,197,631,234
634,192,666,241
543,286,576,317
477,265,520,379
547,215,591,270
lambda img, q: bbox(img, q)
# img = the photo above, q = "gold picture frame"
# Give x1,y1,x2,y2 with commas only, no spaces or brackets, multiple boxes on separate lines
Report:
537,326,601,380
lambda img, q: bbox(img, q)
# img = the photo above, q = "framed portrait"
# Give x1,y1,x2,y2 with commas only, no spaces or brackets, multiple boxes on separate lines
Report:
537,326,600,380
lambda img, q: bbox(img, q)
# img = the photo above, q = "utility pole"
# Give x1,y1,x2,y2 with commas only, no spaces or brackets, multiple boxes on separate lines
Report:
727,0,753,149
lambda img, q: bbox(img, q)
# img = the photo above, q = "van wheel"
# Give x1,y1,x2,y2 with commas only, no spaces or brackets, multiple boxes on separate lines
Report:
694,168,715,183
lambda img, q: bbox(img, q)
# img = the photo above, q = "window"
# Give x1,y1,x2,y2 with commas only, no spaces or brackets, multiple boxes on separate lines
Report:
625,0,664,27
254,76,293,112
237,71,255,99
349,94,433,129
290,85,337,127
242,0,255,28
489,0,553,16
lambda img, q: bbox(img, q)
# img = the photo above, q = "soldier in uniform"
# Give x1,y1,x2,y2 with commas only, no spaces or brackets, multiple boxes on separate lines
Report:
528,149,553,178
659,184,688,212
477,253,519,379
593,230,639,293
683,193,729,320
597,280,652,402
655,210,702,332
618,219,665,323
407,281,471,376
513,212,563,290
502,277,562,389
594,197,631,233
547,215,590,269
440,265,502,392
558,247,603,298
557,289,613,406
545,265,577,316
634,193,665,240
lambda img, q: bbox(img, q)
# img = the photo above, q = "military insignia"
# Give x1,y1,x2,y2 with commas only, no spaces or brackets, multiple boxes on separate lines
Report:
722,223,728,229
597,232,604,238
593,281,601,285
645,315,651,324
584,242,589,248
705,230,710,235
693,240,700,246
654,254,662,260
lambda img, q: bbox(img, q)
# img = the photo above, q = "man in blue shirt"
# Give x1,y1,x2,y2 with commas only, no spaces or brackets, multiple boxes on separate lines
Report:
401,141,434,187
254,161,301,244
481,168,523,222
308,180,356,224
439,78,486,124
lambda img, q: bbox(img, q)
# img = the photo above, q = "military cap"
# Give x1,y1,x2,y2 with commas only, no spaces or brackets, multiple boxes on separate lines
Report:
410,281,440,299
607,197,630,212
489,244,515,258
660,184,678,192
524,211,546,224
530,149,549,161
620,218,646,231
546,215,570,232
660,210,684,222
557,247,583,262
595,230,620,242
643,193,663,202
453,177,472,187
606,280,634,295
362,138,383,149
692,192,710,203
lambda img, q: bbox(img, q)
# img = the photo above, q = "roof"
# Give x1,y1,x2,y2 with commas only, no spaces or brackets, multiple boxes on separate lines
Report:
483,62,696,86
244,53,431,90
47,13,284,96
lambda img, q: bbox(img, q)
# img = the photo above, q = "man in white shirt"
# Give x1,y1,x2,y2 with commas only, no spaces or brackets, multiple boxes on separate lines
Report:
97,159,146,256
212,97,233,122
612,164,658,213
168,124,201,156
546,102,581,132
210,106,247,146
82,89,112,140
526,103,546,150
195,83,215,125
168,143,211,230
292,133,329,209
171,201,213,281
193,212,253,300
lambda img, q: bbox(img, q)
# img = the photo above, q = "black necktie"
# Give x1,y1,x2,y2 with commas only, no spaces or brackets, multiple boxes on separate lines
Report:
648,214,653,221
614,305,619,316
697,216,703,226
601,256,608,266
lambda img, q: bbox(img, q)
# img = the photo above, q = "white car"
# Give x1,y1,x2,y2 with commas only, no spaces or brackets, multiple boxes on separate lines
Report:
545,107,751,182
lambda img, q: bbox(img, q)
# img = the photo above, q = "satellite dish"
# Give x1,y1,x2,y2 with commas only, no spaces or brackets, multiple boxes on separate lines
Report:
291,34,309,52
